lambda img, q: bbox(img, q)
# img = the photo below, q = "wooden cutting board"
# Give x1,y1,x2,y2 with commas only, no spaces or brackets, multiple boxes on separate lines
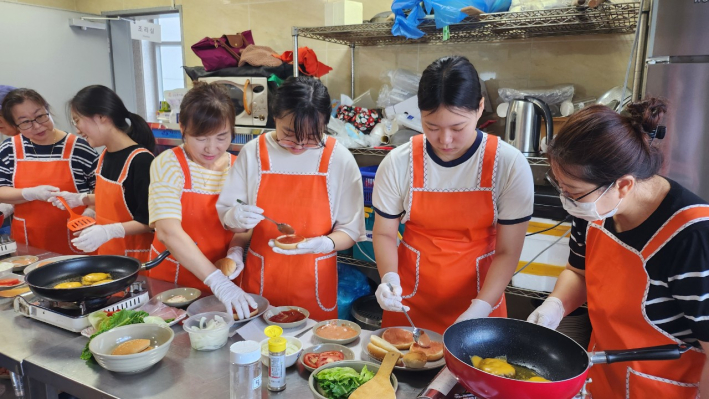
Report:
349,351,398,399
0,287,30,297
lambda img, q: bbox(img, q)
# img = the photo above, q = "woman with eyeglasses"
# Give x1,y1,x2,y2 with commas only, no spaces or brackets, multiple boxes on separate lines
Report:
0,88,98,255
371,56,534,335
216,76,365,320
528,98,709,398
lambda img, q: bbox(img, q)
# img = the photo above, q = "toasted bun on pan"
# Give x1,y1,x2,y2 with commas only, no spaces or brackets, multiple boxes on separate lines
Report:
111,339,151,355
233,305,259,321
366,342,404,366
274,235,305,250
382,327,414,350
216,258,237,277
410,341,444,362
402,351,427,369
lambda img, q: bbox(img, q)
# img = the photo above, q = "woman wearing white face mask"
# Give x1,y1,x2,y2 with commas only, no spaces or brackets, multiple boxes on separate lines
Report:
528,98,709,398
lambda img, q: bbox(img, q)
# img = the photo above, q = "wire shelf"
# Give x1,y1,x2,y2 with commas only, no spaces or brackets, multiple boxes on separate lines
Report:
296,3,640,46
338,255,377,269
349,148,392,157
527,156,550,167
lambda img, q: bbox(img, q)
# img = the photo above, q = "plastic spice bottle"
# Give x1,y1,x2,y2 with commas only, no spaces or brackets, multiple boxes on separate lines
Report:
265,325,287,392
230,341,262,399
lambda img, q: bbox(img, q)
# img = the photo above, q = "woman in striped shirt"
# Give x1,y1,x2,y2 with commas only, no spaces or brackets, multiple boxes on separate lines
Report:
147,83,256,320
527,98,709,398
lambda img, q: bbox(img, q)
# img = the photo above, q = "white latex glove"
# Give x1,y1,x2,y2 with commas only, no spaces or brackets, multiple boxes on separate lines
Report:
204,270,258,320
455,299,493,323
375,272,410,312
82,207,96,219
71,223,125,253
49,191,87,210
268,236,335,255
225,246,245,280
0,203,13,217
21,185,59,202
223,203,264,230
527,297,565,330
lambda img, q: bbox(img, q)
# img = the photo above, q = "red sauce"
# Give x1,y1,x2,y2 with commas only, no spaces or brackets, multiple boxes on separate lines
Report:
277,235,305,244
269,309,306,323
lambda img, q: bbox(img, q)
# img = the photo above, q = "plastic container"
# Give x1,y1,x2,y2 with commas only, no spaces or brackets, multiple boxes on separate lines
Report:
230,341,262,399
183,311,234,351
359,165,378,206
265,326,286,392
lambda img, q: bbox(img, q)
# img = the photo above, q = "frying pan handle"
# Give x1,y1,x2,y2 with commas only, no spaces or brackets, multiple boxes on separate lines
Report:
141,250,171,271
590,344,691,365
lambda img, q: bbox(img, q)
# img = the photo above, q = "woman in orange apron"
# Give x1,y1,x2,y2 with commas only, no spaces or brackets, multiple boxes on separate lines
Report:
372,56,533,335
216,77,365,321
0,88,98,255
48,85,154,260
148,83,256,320
528,99,709,397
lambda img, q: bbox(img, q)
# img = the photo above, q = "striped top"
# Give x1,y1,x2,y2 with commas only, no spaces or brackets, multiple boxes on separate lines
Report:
0,133,98,192
570,178,709,348
148,145,231,226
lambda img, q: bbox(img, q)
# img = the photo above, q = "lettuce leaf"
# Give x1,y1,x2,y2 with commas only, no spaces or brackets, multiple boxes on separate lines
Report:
314,366,375,399
81,309,149,362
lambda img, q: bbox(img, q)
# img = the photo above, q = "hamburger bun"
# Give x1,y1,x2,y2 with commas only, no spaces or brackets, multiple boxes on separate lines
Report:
366,343,404,366
402,351,427,369
370,335,403,355
382,327,414,350
410,341,444,362
216,258,237,277
274,235,305,250
233,304,259,321
111,339,151,355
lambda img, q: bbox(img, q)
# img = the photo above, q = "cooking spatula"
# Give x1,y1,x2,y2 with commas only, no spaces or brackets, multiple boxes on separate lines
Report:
57,197,95,232
349,351,398,399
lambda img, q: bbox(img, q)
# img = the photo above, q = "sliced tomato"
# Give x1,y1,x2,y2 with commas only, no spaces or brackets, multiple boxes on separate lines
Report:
303,353,320,368
0,279,20,286
315,351,345,368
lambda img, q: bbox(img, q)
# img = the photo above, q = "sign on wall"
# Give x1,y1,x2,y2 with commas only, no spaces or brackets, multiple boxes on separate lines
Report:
130,20,161,43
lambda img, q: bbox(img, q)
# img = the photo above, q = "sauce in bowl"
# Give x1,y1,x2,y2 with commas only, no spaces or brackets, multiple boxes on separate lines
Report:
269,309,306,323
315,323,358,340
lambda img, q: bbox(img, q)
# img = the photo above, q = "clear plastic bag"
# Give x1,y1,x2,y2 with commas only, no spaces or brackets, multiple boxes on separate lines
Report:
498,84,575,105
509,0,575,12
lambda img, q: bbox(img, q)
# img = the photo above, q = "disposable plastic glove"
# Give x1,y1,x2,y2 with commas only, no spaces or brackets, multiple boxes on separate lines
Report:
0,203,14,217
49,191,87,210
71,223,125,253
268,236,334,255
21,185,59,202
82,207,96,219
204,270,257,320
375,272,410,312
527,296,565,330
455,299,493,323
224,246,245,280
223,203,265,230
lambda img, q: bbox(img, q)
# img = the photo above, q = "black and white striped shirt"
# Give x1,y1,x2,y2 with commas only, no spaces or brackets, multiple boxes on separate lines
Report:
569,178,709,348
0,134,98,192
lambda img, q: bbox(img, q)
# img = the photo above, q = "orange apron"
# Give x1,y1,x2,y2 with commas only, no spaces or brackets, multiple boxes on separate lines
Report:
11,133,87,255
94,148,153,261
382,134,506,335
585,206,709,398
241,135,338,321
148,147,235,292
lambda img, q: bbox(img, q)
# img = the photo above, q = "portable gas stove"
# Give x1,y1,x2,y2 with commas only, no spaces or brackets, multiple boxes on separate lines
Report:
13,281,149,332
0,235,18,258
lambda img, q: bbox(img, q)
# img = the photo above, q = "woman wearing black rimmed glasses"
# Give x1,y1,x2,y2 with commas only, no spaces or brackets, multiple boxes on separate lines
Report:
216,76,365,320
0,88,98,255
528,98,709,398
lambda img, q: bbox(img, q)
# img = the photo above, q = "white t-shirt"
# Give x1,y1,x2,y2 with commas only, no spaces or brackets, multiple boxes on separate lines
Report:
373,132,534,224
216,133,366,242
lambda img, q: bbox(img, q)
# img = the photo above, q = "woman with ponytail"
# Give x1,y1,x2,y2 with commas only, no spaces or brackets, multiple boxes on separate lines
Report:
527,98,709,397
52,85,155,260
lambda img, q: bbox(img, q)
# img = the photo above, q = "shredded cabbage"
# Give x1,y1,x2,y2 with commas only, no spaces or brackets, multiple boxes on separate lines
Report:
143,316,169,326
315,366,375,399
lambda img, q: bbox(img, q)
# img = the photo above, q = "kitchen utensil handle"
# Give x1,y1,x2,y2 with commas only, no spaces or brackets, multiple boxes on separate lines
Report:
141,250,171,271
57,197,78,216
386,283,416,328
591,344,690,365
236,199,279,227
524,96,554,150
378,351,400,378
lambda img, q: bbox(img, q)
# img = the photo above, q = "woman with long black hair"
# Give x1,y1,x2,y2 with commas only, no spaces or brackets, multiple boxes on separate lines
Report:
52,85,155,260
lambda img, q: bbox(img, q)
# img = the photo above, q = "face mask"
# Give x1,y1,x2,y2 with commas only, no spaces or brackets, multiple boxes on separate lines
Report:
561,184,623,222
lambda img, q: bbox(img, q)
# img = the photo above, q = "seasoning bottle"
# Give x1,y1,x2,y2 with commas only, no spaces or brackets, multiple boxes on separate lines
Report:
264,325,287,392
229,341,262,399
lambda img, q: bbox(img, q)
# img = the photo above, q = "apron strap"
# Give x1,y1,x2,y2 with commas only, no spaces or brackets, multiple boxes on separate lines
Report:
117,148,151,184
411,135,425,189
61,134,77,160
229,153,236,166
479,134,498,189
317,137,337,174
12,135,25,160
641,205,709,260
172,147,192,191
258,134,270,172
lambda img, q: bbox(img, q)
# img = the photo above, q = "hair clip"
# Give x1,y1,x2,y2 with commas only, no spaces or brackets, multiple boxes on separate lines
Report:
649,125,666,140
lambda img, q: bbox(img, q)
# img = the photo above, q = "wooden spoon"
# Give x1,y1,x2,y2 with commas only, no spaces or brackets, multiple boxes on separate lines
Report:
349,351,399,399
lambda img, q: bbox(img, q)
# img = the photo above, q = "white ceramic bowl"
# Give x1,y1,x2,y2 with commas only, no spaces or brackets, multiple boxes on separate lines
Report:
155,287,201,308
262,306,310,329
312,319,361,345
259,336,303,368
182,311,233,351
89,324,174,373
309,360,398,399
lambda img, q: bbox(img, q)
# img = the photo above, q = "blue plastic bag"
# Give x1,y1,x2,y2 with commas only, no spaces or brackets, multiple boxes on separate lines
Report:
337,263,373,321
392,0,427,39
392,0,506,39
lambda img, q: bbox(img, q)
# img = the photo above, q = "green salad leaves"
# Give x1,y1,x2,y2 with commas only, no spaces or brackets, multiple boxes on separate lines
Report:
315,366,375,399
81,309,149,362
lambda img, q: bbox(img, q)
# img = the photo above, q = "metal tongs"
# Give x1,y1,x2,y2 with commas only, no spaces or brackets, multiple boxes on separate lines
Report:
236,199,295,235
387,283,430,348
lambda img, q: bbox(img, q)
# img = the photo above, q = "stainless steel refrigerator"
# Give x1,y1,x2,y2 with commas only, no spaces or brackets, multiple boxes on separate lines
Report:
644,0,709,200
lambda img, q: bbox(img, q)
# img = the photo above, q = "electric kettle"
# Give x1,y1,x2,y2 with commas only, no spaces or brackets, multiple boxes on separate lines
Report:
504,96,554,156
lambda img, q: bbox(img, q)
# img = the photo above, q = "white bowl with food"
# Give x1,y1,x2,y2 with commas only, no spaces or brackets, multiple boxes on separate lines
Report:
309,360,398,399
155,287,201,308
273,234,306,250
312,319,361,345
259,335,303,368
5,255,38,273
262,306,309,329
182,311,233,351
89,323,174,373
299,343,356,372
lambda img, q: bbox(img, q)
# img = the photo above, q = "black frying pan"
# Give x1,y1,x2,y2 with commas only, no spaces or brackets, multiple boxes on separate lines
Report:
24,251,170,302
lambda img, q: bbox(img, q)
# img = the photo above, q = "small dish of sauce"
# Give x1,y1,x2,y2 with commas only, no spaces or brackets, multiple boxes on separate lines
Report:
315,323,359,340
269,309,306,323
